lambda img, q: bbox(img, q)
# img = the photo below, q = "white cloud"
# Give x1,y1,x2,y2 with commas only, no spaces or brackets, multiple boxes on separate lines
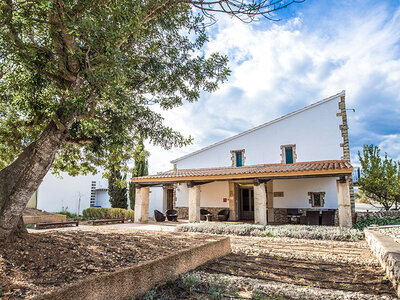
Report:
147,1,400,173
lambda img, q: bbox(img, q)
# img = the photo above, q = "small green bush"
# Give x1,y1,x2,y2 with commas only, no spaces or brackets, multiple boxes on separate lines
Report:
82,207,134,220
55,211,77,219
353,216,400,231
177,223,363,241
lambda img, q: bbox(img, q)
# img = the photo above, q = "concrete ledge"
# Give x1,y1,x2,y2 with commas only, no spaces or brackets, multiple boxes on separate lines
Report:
365,229,400,297
23,214,67,224
32,236,231,300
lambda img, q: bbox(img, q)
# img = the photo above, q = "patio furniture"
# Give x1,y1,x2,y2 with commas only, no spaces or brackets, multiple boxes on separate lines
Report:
217,209,230,221
287,209,302,224
154,210,166,222
166,209,179,222
321,210,335,226
306,211,320,225
200,209,213,221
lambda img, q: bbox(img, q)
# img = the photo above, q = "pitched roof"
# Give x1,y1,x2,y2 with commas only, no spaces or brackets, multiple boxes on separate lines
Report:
132,160,353,183
171,91,345,164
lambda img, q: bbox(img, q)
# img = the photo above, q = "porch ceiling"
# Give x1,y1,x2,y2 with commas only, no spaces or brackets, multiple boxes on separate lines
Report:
131,160,353,184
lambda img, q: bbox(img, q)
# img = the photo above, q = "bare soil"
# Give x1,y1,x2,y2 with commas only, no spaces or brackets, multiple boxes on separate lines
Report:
144,236,395,299
0,229,209,299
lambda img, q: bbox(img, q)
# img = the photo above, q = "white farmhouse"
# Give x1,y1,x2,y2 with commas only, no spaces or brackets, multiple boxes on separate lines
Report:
133,91,355,227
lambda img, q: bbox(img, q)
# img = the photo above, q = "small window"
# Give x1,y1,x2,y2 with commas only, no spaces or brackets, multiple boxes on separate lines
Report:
280,144,297,164
308,192,325,207
236,152,242,167
231,149,245,167
285,147,293,164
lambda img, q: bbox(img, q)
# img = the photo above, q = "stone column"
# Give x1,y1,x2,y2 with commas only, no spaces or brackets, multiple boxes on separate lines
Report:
228,182,237,221
337,179,352,228
134,186,149,223
188,185,200,222
254,183,267,225
266,180,274,223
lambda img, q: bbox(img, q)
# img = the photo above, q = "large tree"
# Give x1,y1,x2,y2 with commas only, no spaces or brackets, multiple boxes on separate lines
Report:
358,145,399,211
0,0,303,242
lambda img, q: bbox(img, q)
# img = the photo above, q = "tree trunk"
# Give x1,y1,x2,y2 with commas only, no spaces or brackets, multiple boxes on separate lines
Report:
0,121,66,243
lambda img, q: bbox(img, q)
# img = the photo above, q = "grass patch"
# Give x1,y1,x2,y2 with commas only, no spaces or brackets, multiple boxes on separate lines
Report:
177,223,363,241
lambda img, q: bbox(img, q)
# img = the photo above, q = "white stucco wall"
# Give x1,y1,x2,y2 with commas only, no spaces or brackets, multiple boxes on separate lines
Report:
149,187,164,217
175,96,343,169
176,181,229,208
37,172,105,214
272,177,338,209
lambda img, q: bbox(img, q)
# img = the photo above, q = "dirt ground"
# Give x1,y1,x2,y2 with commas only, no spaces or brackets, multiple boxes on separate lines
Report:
0,229,212,299
23,208,57,217
144,236,396,299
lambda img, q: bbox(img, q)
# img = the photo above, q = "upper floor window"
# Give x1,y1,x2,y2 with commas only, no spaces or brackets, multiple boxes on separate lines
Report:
280,144,297,164
231,149,245,167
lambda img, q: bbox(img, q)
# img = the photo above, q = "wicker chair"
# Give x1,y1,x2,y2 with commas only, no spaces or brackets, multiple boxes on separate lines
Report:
217,209,230,221
321,210,335,226
166,209,179,222
200,209,213,221
306,211,320,225
154,210,166,222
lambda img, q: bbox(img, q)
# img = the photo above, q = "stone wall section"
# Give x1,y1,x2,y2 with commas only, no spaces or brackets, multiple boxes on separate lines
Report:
337,95,355,219
365,229,400,297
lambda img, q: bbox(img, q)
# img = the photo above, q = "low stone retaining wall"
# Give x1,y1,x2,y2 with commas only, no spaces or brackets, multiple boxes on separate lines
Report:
32,236,231,300
365,229,400,297
23,214,67,224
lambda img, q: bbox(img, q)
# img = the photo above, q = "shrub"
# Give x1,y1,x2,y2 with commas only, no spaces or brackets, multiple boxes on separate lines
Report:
82,207,134,220
55,211,77,219
353,216,400,231
177,223,363,241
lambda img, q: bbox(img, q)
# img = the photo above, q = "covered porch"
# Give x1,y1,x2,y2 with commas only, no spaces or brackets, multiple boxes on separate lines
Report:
131,160,354,228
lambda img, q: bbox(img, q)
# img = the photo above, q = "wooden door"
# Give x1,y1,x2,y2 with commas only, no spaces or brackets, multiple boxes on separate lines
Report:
167,189,174,210
240,188,254,220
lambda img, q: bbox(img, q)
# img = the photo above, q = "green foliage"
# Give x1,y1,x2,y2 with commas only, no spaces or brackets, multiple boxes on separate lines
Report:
358,145,400,211
177,223,364,241
108,167,128,209
129,139,149,209
82,207,134,220
0,0,231,173
353,217,400,231
55,211,77,219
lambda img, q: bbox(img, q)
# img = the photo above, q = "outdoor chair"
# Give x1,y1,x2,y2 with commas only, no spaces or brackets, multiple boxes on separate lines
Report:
321,210,335,226
166,209,178,222
217,209,230,221
200,209,213,221
154,210,166,222
306,211,320,225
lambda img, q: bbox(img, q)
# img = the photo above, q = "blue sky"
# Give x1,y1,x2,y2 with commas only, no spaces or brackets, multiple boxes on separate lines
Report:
147,0,400,173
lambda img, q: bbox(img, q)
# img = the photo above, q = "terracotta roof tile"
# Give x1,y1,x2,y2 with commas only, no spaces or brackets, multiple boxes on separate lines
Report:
132,160,353,182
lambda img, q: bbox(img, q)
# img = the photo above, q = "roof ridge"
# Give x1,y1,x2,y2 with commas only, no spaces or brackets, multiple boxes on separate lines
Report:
171,91,345,164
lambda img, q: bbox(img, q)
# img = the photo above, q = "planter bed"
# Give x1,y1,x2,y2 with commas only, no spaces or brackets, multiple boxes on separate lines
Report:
0,229,229,299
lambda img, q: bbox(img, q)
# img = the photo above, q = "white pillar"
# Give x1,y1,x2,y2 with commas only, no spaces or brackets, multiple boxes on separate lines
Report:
266,180,274,223
337,179,352,228
134,187,149,223
188,185,201,222
254,183,267,225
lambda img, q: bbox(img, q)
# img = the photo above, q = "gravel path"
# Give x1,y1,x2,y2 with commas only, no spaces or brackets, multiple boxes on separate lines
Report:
378,227,400,244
